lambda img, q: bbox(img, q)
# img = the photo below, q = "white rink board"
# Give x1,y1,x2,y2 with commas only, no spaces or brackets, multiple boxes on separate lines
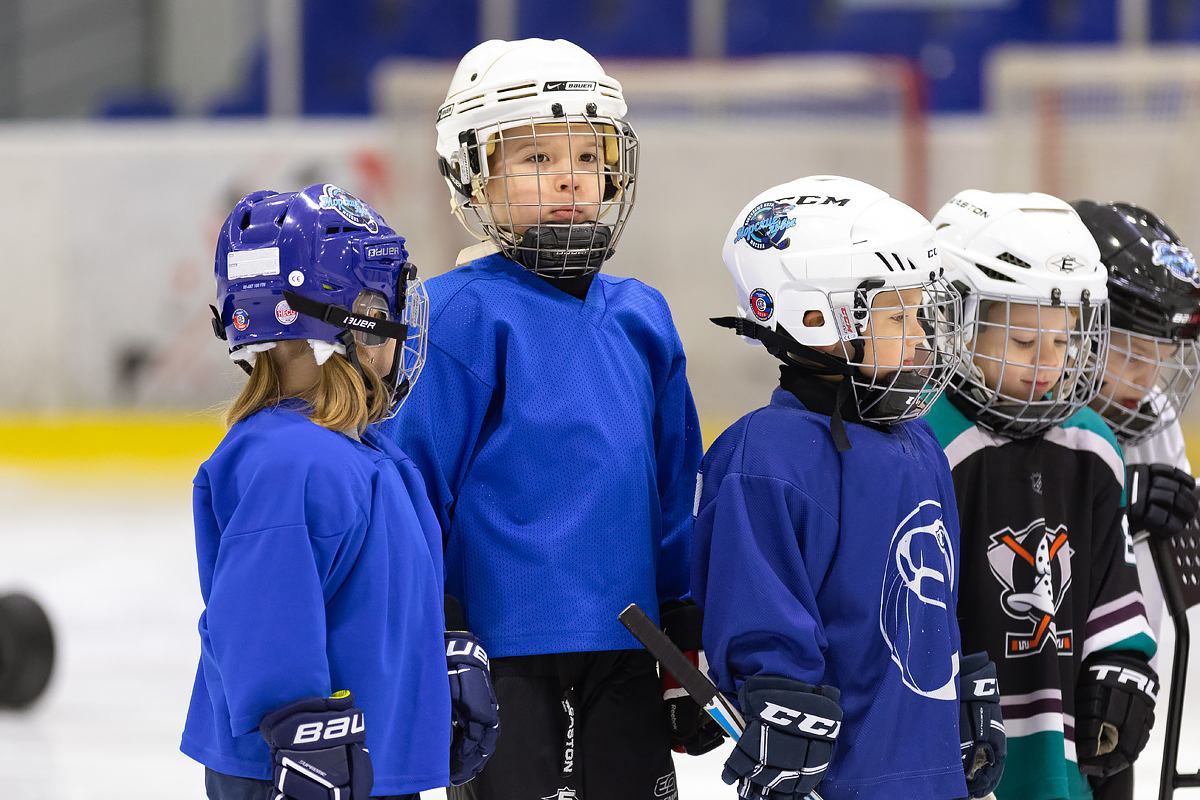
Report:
0,115,992,425
0,474,1196,800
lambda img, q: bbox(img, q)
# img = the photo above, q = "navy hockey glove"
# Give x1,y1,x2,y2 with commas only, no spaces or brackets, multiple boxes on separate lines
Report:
1126,464,1198,540
722,675,841,800
959,652,1006,798
259,691,373,800
659,599,726,756
446,631,500,785
1076,651,1158,777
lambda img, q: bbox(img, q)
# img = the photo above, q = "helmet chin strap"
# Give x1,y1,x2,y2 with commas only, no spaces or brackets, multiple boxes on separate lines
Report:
711,315,868,452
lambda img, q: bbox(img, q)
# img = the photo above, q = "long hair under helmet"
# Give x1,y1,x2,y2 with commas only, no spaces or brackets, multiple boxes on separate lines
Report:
434,38,638,277
1073,199,1200,445
715,175,963,450
933,190,1109,439
211,184,429,417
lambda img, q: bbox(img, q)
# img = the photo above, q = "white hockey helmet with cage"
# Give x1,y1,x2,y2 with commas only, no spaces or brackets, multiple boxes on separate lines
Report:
717,175,963,443
435,38,637,277
932,190,1109,438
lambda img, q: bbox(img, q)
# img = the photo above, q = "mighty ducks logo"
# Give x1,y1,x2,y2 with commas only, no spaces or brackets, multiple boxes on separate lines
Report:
987,519,1074,658
880,500,958,700
319,184,379,234
734,201,797,251
1152,240,1200,287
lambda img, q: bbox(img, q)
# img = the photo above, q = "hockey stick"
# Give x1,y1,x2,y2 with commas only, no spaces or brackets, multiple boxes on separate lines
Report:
618,603,824,800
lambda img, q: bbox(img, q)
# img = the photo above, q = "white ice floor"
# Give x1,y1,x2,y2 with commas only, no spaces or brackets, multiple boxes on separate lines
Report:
0,470,1196,800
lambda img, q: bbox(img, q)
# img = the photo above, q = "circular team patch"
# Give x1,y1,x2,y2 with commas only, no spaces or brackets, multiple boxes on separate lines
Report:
288,270,305,287
232,308,250,331
275,300,298,326
750,288,774,321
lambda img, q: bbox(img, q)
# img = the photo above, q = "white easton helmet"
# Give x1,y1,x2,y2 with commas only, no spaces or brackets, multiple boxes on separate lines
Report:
932,190,1110,438
435,38,638,277
719,175,963,433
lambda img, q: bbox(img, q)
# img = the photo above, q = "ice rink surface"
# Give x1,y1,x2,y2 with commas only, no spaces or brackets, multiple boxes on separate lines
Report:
0,469,1196,800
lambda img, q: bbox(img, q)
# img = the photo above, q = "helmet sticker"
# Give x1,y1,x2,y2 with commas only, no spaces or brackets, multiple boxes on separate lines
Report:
275,300,298,326
288,270,304,286
1152,240,1200,287
436,103,453,122
542,81,597,92
319,184,379,234
749,288,774,321
232,309,250,331
1048,254,1085,272
734,201,797,251
228,247,281,281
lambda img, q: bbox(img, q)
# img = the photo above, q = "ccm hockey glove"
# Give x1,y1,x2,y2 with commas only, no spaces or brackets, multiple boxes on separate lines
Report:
1076,651,1159,777
259,691,373,800
659,598,726,755
446,631,500,785
959,652,1006,798
1126,464,1198,540
723,675,842,800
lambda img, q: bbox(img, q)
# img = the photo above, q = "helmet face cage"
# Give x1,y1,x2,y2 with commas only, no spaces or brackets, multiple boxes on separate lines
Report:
949,292,1109,438
459,114,638,277
383,275,428,417
829,273,964,425
1088,329,1200,444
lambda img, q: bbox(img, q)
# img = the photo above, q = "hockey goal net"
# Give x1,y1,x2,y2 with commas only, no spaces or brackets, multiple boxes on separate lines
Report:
989,45,1200,246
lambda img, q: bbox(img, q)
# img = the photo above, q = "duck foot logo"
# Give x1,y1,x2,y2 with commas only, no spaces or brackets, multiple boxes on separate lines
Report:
987,519,1074,658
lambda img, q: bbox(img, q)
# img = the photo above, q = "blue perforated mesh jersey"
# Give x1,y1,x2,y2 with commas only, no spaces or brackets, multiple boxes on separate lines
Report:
380,253,702,657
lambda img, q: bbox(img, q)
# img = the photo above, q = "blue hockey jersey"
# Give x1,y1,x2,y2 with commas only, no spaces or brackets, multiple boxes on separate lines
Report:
381,253,702,657
693,383,968,800
180,401,452,794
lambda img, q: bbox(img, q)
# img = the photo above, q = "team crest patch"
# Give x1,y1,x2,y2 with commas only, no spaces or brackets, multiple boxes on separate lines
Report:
232,308,250,331
319,184,379,234
749,288,773,321
734,201,796,251
1152,240,1199,287
987,518,1074,657
880,500,958,700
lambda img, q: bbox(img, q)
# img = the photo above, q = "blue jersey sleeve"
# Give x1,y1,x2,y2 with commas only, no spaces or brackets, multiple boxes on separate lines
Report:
694,472,836,696
195,457,369,736
653,332,703,604
381,340,494,540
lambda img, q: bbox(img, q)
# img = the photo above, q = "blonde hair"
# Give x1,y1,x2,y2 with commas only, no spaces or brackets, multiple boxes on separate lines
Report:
224,340,389,434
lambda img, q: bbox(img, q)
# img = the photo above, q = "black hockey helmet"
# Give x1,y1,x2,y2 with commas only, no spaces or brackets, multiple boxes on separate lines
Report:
1071,200,1200,341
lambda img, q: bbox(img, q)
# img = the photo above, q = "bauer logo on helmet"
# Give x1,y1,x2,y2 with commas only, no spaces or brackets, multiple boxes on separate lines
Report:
734,201,797,251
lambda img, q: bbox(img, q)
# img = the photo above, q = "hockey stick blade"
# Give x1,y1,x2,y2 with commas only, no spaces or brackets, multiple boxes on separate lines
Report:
619,603,824,800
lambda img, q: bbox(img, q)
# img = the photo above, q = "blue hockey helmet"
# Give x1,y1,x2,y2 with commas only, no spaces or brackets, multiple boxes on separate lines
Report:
211,183,428,414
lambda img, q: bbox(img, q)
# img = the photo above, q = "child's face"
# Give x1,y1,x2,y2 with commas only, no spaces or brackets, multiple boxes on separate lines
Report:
1092,330,1172,415
483,123,604,234
856,287,926,378
973,302,1078,401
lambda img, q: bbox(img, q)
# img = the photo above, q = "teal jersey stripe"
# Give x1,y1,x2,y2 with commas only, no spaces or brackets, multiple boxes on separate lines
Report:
995,731,1092,800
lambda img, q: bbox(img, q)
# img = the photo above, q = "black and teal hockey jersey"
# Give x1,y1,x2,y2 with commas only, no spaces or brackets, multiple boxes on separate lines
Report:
925,396,1155,800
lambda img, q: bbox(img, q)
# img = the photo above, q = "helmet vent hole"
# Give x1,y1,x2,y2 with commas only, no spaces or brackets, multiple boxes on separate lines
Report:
276,213,286,227
239,212,251,230
497,92,537,102
996,252,1032,269
976,263,1017,283
326,226,340,235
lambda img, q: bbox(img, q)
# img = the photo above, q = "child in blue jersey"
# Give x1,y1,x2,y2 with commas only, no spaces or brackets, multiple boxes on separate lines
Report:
694,175,1006,800
382,39,703,800
181,184,499,800
924,190,1159,800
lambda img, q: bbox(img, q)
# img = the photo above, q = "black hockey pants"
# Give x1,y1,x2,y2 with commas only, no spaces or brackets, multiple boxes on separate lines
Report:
448,648,677,800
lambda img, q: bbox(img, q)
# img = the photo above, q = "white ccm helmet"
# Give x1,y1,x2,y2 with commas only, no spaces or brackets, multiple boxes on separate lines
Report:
933,190,1110,438
718,175,963,445
435,38,638,277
